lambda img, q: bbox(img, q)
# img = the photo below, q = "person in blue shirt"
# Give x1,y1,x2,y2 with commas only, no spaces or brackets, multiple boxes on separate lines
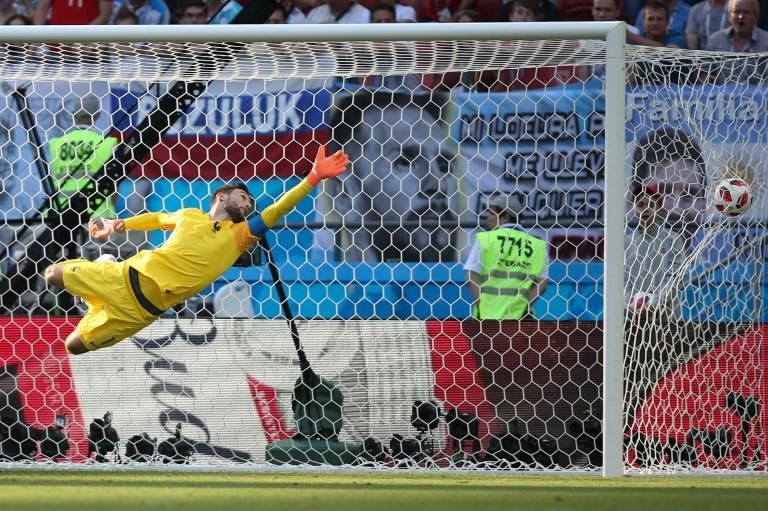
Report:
635,0,691,48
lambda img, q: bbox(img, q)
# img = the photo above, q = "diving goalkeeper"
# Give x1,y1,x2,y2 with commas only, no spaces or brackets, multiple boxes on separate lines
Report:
43,146,350,355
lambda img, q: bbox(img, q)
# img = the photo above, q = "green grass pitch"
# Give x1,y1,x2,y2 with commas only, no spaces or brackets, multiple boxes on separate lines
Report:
0,470,766,511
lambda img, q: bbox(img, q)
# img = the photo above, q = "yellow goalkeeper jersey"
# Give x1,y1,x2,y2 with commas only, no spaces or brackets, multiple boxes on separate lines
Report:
124,209,257,310
121,178,313,312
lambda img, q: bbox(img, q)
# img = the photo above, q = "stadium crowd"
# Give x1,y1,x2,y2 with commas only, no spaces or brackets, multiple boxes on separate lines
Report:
0,0,765,50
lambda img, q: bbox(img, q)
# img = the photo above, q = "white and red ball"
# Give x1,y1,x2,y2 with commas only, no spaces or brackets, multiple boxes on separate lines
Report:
714,178,752,217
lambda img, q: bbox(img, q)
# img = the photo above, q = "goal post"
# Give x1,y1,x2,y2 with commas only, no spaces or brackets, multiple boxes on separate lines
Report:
1,22,764,474
602,23,627,479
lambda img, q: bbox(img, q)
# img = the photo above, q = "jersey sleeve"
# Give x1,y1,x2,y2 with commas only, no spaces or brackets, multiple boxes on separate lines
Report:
247,215,267,239
241,178,315,247
123,211,177,231
260,179,314,228
235,220,261,252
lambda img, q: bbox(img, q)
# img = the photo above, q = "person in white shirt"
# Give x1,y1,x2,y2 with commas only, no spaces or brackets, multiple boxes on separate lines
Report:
277,0,312,24
305,0,370,23
374,0,417,22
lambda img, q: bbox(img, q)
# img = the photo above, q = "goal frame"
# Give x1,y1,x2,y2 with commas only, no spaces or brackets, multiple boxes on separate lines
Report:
0,21,627,476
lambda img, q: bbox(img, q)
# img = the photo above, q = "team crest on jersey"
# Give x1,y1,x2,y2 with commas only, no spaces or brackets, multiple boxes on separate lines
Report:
208,221,222,238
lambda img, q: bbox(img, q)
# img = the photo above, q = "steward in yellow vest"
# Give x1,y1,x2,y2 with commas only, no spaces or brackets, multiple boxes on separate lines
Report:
464,195,548,320
48,95,117,220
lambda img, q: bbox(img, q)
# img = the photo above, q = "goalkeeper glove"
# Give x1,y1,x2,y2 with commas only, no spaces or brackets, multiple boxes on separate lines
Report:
307,146,350,186
89,218,116,239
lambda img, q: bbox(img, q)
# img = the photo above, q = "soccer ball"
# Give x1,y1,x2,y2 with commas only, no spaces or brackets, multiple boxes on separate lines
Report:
714,178,752,217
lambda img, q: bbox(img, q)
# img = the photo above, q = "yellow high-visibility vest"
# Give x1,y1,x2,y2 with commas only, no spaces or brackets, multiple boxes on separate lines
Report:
475,227,547,320
49,129,117,217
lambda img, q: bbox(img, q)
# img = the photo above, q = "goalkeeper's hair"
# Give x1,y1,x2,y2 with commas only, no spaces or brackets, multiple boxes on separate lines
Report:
631,126,706,189
728,0,759,16
210,182,252,203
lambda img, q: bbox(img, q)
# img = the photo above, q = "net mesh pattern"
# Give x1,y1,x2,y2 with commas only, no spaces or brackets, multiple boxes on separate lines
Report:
0,38,765,472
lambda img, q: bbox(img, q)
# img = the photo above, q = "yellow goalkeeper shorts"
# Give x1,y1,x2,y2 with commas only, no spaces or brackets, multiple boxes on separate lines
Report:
61,259,160,352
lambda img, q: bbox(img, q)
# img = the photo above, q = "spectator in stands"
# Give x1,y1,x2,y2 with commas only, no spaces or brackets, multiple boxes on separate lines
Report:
372,2,397,22
686,0,730,50
267,5,289,23
0,0,32,25
416,0,477,22
626,2,699,83
305,0,371,23
320,91,458,262
624,184,686,316
372,0,418,21
639,1,682,47
634,0,690,48
591,0,682,80
110,0,171,25
464,194,548,320
508,0,537,21
278,1,315,24
706,0,768,50
177,0,208,24
592,0,642,39
631,127,706,238
35,0,111,24
498,0,560,22
705,0,768,82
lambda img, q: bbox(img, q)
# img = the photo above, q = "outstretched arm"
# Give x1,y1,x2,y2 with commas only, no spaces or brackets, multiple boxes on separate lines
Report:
89,212,177,239
247,146,349,238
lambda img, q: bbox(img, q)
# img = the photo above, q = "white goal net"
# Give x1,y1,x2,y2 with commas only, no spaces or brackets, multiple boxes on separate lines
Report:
0,24,765,473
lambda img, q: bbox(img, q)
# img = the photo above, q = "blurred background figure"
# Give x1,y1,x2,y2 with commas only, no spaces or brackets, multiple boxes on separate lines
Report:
686,0,729,50
631,127,706,240
266,4,289,23
371,1,397,22
0,0,32,25
633,0,690,48
508,0,538,21
277,0,316,24
375,0,418,21
176,0,208,24
34,0,111,24
639,1,682,47
305,0,371,23
110,0,171,25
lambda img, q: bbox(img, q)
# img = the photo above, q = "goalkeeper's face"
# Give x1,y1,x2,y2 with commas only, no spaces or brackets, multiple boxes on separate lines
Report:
222,189,253,223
